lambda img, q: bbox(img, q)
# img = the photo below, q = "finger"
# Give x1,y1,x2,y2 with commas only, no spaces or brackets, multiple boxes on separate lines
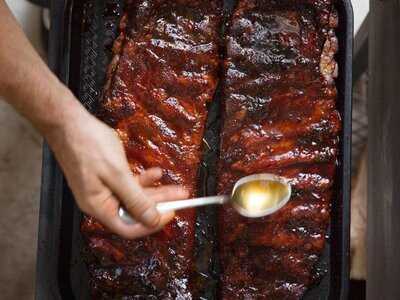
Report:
91,194,175,239
145,185,190,202
138,167,163,186
103,170,161,228
116,212,175,239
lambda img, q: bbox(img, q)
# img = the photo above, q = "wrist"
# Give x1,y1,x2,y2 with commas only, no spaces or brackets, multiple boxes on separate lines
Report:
36,84,87,140
2,68,86,138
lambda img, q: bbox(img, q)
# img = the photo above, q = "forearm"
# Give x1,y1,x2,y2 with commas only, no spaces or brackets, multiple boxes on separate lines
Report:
0,1,81,135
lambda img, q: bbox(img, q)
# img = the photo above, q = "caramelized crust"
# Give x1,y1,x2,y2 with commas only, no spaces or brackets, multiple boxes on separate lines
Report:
217,0,339,299
80,0,340,298
81,0,222,298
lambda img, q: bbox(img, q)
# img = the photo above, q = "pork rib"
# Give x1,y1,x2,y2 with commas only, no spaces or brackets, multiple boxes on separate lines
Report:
217,0,339,299
81,0,222,298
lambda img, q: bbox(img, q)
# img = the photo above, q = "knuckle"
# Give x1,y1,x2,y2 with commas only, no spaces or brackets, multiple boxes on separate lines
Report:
107,163,124,178
76,190,112,217
125,197,153,215
107,156,128,173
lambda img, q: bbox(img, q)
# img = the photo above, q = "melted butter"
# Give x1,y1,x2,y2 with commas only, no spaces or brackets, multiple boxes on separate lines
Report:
232,180,290,214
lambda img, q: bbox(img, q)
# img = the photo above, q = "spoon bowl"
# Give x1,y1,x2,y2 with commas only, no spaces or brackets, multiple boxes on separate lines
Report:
119,173,291,224
230,173,291,218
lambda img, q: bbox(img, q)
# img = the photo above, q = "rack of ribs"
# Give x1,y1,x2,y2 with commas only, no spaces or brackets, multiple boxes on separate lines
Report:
217,0,339,299
80,0,222,298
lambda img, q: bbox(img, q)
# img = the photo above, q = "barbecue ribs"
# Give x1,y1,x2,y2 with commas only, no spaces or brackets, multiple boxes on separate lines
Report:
80,0,222,298
217,0,340,299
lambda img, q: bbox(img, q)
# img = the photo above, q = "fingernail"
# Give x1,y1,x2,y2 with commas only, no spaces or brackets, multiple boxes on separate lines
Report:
142,208,160,228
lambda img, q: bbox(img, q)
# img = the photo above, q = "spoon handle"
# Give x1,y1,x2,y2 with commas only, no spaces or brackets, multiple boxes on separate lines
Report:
119,195,229,225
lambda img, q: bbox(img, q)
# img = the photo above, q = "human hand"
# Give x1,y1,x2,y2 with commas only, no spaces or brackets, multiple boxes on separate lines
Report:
43,95,189,239
0,0,190,240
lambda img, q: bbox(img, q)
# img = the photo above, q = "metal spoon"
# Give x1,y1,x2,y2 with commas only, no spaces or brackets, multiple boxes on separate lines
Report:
119,173,291,224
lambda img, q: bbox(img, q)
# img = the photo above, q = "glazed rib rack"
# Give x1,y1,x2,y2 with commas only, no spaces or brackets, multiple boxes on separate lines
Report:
81,0,222,298
217,0,340,298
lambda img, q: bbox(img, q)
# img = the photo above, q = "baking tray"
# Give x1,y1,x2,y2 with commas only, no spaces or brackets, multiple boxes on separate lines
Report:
36,0,353,299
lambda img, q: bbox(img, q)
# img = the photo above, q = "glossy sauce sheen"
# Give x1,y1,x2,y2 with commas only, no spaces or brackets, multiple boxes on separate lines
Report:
217,0,339,299
80,0,222,298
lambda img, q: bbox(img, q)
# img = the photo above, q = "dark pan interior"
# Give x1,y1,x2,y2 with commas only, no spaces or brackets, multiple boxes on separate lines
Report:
36,1,352,299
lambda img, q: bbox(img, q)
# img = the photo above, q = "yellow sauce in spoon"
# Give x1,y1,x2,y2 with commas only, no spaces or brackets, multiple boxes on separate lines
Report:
232,180,290,216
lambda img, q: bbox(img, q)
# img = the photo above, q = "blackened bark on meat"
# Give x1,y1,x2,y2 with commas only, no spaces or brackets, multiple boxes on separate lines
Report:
81,1,222,299
217,0,339,299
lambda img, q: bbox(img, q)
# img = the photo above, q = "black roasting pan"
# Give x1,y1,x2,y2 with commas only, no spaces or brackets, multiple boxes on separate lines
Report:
36,0,353,299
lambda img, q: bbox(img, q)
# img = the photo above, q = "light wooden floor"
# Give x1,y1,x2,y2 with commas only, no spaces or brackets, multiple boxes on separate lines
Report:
0,2,43,299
